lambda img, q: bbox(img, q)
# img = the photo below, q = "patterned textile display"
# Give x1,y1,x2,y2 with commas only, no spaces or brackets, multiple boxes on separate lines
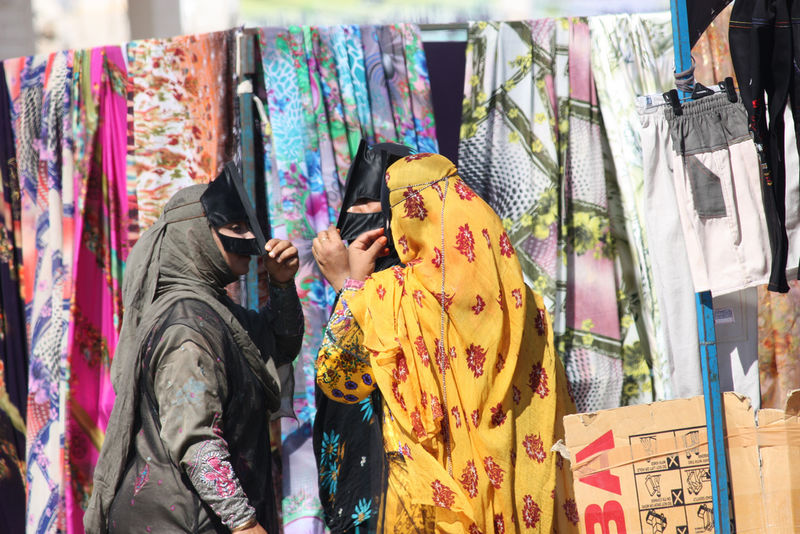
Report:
458,19,643,412
589,13,677,402
64,46,129,534
0,62,27,534
6,51,75,534
316,154,579,532
126,30,237,235
757,281,800,409
257,23,437,528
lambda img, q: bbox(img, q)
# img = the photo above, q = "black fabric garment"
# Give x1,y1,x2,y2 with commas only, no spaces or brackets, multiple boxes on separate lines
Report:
0,62,27,534
729,0,799,292
423,41,467,166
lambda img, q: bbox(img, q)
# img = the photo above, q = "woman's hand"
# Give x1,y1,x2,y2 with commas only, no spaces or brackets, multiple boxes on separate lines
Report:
347,228,389,282
264,239,299,283
311,225,350,292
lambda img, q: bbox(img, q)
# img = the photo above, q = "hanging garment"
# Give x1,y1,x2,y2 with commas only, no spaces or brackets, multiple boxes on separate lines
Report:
458,18,639,412
639,94,767,403
729,0,800,293
257,24,437,530
126,30,237,235
652,95,770,294
758,280,800,409
0,62,27,534
7,50,74,534
64,46,129,534
589,12,677,402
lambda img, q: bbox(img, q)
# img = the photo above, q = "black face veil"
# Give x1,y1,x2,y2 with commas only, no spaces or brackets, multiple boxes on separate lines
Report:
200,162,268,256
337,140,411,237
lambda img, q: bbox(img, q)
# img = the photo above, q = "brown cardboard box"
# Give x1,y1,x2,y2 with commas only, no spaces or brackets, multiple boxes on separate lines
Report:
562,391,800,534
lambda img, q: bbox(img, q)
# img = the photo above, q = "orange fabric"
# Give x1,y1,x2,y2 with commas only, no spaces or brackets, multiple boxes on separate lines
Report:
344,153,578,532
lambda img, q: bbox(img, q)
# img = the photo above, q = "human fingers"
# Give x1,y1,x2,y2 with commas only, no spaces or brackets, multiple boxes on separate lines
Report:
275,244,298,263
366,235,388,258
266,239,291,259
350,227,385,250
265,237,282,254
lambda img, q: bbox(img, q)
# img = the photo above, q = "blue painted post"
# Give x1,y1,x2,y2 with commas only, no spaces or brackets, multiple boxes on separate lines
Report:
669,1,732,532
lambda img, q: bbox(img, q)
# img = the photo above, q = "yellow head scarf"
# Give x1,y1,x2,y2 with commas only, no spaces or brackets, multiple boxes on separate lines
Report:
347,154,575,532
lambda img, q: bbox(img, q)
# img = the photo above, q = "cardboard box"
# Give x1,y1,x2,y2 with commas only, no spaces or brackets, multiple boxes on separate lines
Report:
562,391,800,534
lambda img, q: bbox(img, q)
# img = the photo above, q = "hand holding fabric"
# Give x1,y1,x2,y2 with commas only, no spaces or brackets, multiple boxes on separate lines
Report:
264,238,299,283
312,225,350,292
347,228,388,282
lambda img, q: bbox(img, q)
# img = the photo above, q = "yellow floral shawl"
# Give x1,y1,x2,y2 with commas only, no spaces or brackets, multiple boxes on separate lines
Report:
346,154,577,532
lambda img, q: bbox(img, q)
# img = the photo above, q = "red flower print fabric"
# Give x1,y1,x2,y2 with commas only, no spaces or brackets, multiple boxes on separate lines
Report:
523,434,547,463
466,344,487,378
402,187,428,220
529,363,550,398
455,223,476,262
522,495,541,528
483,456,505,489
460,460,479,498
472,295,486,314
431,480,456,508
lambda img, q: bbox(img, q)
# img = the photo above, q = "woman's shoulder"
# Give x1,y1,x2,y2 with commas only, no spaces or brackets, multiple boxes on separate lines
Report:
148,298,229,351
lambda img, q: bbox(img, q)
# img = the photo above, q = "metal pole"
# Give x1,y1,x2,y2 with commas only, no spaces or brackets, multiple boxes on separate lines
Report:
669,1,732,532
237,31,260,309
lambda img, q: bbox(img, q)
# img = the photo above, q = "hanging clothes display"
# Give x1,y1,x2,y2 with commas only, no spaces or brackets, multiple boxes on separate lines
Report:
6,50,75,534
0,62,27,534
64,46,129,534
729,0,800,294
126,30,237,235
257,23,438,530
639,92,766,406
590,11,747,402
458,18,643,412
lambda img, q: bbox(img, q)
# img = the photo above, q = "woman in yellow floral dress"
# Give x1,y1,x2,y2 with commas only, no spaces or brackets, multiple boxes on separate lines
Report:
316,153,578,533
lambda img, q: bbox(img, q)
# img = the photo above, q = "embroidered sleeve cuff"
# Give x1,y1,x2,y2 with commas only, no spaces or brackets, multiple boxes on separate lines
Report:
186,440,255,530
341,278,365,292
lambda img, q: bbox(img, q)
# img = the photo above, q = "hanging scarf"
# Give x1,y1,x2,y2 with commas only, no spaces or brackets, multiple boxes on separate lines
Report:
347,154,575,531
84,185,282,532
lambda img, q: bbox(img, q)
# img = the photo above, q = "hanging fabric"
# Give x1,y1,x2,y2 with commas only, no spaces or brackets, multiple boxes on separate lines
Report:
729,0,800,293
589,12,676,403
126,30,238,235
458,18,641,412
257,23,437,530
692,5,736,86
0,61,27,534
6,50,74,534
757,281,800,409
64,46,129,534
